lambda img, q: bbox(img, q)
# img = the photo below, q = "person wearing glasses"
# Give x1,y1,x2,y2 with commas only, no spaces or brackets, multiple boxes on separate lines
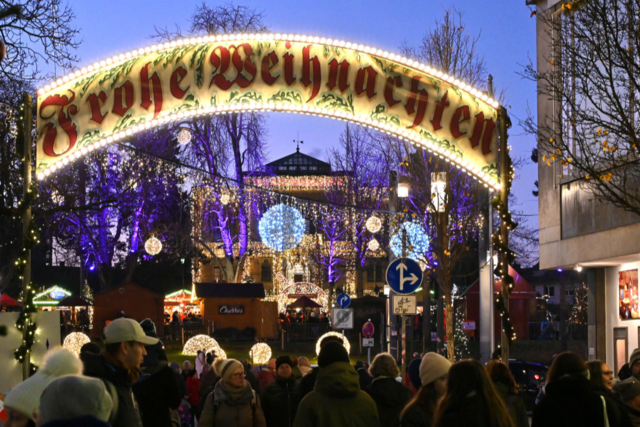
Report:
199,359,266,427
587,360,633,427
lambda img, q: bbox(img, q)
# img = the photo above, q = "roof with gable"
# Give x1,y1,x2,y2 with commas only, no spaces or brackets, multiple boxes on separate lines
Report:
265,149,331,176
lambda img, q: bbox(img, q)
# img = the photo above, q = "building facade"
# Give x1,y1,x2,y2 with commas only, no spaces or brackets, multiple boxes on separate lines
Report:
530,0,640,370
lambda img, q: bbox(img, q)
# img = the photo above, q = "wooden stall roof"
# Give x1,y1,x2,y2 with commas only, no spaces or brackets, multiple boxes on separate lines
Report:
196,283,265,299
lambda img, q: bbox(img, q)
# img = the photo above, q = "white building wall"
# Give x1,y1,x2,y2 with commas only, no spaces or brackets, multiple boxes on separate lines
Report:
606,262,640,375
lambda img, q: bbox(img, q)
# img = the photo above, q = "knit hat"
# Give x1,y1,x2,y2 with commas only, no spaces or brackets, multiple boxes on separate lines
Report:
139,318,158,338
615,377,640,401
630,348,640,368
170,361,180,371
104,318,158,345
267,359,277,370
276,356,293,370
408,357,423,389
4,347,83,419
419,352,451,386
318,340,350,368
39,375,113,423
218,359,244,381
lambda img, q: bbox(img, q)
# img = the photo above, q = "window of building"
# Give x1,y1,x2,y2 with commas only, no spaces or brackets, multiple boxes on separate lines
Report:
565,289,575,297
261,260,272,282
544,286,555,297
375,264,383,282
367,266,375,282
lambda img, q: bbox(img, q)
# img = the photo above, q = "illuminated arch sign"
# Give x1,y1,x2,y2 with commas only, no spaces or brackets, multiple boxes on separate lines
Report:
36,33,500,188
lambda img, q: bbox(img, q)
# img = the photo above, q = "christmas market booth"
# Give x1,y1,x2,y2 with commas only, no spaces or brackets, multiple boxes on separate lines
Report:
165,289,200,317
196,283,278,339
33,285,72,309
92,282,164,338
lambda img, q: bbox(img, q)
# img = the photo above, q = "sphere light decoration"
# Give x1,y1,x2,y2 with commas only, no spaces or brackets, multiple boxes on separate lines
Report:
249,343,272,365
366,215,382,233
368,238,380,252
220,192,230,205
259,204,305,252
177,129,192,145
63,332,91,356
183,334,227,360
390,222,430,261
144,236,162,256
316,331,351,356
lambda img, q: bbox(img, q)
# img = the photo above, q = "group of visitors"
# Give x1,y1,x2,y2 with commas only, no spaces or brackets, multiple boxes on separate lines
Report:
278,310,330,325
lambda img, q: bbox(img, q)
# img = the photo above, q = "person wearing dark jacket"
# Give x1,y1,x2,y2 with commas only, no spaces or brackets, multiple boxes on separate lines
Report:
84,318,159,427
132,319,182,427
587,360,632,427
614,377,640,427
170,361,189,399
432,360,514,427
486,360,528,427
355,361,374,389
261,356,300,427
365,353,412,427
240,358,260,391
297,366,319,402
532,352,609,427
620,349,640,381
400,352,451,427
293,341,381,427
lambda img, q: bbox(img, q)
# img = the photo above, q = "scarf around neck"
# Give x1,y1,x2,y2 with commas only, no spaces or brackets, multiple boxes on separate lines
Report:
215,379,253,405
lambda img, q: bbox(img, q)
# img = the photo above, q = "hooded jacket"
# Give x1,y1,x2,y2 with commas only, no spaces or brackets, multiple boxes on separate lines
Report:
41,415,111,427
83,352,143,427
293,362,381,427
261,376,299,427
532,373,608,427
365,377,412,427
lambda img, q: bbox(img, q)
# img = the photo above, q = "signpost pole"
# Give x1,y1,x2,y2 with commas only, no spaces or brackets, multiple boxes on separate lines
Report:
499,107,510,363
401,228,408,379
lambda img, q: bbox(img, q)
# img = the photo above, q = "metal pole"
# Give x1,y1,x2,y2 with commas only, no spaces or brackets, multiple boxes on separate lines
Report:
401,228,408,379
499,107,510,363
387,171,398,358
21,93,32,380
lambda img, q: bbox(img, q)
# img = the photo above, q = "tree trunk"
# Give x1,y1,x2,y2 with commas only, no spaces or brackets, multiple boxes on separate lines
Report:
445,286,455,362
356,266,364,297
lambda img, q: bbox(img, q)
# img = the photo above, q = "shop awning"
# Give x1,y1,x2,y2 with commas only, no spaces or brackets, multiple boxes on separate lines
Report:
0,293,22,307
58,295,93,307
287,296,322,308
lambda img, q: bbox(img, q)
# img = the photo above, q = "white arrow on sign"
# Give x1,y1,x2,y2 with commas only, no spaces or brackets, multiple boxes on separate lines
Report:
396,262,419,291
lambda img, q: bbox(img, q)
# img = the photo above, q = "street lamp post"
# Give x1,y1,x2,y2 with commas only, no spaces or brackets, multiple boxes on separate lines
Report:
431,172,447,357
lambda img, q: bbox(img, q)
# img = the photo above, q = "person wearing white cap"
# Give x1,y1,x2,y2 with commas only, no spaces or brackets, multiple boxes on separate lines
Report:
399,352,451,427
83,317,159,427
3,347,83,427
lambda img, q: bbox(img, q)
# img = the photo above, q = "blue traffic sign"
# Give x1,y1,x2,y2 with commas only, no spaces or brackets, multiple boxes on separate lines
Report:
336,293,351,308
386,258,423,294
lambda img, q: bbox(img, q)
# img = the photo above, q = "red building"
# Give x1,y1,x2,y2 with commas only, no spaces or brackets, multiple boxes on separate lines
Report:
460,265,537,340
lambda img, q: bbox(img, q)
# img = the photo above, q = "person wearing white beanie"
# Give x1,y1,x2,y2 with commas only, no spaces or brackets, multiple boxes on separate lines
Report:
3,347,83,427
400,352,452,427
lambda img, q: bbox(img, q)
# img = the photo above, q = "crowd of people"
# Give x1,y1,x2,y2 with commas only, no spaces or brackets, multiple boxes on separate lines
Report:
6,318,640,427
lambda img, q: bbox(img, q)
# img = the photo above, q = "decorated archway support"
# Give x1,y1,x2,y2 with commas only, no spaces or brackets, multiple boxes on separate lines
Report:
35,33,501,190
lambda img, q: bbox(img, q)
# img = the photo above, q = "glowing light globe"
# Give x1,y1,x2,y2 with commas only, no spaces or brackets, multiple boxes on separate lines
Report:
390,222,429,261
368,238,380,252
144,236,162,255
177,129,192,145
183,334,227,360
366,216,382,233
220,193,230,205
63,332,91,356
250,343,272,365
316,331,350,356
259,204,305,251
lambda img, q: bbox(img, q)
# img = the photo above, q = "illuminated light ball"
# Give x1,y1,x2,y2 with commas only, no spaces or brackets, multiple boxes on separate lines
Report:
63,332,90,356
368,238,380,252
144,236,162,256
259,204,305,252
177,129,192,145
390,222,430,261
214,246,227,258
183,334,219,355
316,331,350,356
293,263,304,275
249,343,272,365
366,215,382,233
220,192,230,205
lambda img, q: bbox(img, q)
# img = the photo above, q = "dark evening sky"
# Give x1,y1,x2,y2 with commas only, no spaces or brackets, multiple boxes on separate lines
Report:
60,0,538,228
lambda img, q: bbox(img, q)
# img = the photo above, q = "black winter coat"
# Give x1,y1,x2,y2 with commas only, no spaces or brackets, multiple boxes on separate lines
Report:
532,374,608,427
365,377,412,427
132,364,182,427
261,376,300,427
435,394,491,427
83,353,143,427
298,367,319,402
41,416,111,427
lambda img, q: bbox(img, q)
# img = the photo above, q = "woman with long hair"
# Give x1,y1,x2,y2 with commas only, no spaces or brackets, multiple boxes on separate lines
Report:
586,360,632,427
432,360,514,427
532,352,609,427
486,360,528,427
400,353,451,427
